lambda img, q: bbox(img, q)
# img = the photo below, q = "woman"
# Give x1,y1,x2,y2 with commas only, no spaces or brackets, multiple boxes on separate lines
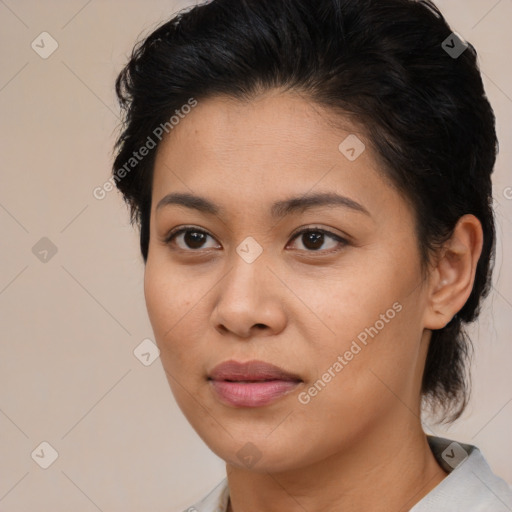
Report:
111,0,512,510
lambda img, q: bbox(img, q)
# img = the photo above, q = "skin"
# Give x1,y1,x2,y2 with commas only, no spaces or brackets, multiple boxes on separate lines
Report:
144,90,483,512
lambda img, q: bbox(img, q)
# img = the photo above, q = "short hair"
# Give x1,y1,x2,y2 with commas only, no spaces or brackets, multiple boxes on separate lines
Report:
112,0,497,423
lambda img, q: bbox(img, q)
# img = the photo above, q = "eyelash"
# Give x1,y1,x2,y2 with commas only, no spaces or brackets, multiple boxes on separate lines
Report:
163,225,348,254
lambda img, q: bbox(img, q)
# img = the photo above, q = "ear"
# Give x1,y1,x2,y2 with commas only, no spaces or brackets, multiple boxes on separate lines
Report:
423,214,484,330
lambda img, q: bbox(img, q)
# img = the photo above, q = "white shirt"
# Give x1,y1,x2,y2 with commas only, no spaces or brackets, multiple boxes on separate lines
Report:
181,436,512,511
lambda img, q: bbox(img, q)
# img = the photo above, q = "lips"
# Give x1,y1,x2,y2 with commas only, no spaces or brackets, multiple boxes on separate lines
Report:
208,360,302,407
208,360,302,382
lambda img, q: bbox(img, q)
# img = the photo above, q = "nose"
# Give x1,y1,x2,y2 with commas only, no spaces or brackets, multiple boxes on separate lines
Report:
210,256,287,339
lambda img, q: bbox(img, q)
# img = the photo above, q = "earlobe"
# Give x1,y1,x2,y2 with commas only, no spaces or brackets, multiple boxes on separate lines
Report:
423,214,483,330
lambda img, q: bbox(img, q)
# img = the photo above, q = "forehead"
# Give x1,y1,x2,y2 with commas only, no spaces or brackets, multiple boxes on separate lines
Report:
151,92,409,222
161,92,357,157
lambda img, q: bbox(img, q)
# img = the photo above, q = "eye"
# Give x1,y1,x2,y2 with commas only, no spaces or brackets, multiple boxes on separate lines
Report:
164,226,219,251
287,227,348,253
163,225,348,253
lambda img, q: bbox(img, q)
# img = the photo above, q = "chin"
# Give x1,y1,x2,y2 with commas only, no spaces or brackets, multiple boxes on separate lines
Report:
201,432,311,473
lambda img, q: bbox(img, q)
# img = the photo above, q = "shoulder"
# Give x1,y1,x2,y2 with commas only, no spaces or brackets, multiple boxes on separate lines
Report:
411,436,512,511
179,478,229,512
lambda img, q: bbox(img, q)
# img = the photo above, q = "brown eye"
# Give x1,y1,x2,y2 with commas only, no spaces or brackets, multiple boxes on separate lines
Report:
164,226,348,254
165,227,219,251
288,228,348,253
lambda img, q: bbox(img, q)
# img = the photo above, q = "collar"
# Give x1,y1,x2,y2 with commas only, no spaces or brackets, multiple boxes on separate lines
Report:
185,436,512,512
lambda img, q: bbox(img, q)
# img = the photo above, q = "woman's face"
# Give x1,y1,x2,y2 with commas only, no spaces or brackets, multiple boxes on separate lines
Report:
145,91,433,472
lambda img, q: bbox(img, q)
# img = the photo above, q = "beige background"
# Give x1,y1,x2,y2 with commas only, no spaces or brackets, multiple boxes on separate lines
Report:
0,1,511,510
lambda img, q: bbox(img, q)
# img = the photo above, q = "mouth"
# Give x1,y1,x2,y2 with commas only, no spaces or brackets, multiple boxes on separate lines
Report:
223,379,283,382
207,359,303,407
208,359,302,382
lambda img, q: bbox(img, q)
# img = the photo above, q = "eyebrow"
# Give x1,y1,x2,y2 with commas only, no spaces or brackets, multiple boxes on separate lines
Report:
156,191,371,219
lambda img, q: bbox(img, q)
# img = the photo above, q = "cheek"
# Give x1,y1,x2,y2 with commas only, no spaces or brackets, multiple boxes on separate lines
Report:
300,280,422,415
291,339,413,456
144,262,171,338
144,255,197,333
144,266,202,418
143,260,196,368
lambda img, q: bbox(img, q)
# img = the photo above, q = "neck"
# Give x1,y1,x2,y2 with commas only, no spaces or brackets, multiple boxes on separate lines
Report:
225,421,447,512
